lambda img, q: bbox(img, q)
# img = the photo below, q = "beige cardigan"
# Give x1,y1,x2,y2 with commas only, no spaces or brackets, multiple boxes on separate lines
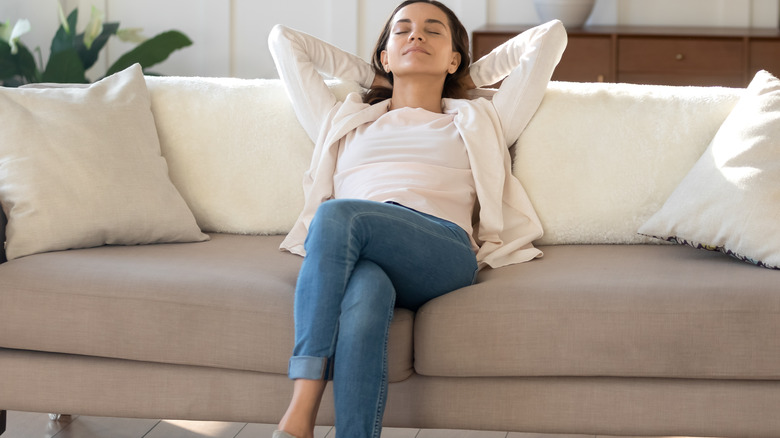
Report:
269,20,567,269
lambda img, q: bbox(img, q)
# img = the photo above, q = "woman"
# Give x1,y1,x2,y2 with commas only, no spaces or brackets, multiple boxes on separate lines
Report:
268,2,566,437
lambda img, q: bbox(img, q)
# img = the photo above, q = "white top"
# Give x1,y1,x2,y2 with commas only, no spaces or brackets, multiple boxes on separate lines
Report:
335,107,476,239
269,20,568,269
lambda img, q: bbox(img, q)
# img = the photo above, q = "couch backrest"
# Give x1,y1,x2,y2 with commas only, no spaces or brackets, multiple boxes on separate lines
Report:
515,81,741,245
145,76,360,236
146,77,742,245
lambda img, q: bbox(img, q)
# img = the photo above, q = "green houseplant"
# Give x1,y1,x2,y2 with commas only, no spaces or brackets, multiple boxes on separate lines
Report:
0,3,192,87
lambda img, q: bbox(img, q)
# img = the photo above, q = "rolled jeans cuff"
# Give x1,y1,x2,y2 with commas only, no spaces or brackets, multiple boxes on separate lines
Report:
289,356,334,380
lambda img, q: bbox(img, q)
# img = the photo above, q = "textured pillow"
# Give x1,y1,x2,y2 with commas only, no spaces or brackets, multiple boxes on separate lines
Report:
638,70,780,269
514,81,741,245
0,64,208,260
145,76,361,235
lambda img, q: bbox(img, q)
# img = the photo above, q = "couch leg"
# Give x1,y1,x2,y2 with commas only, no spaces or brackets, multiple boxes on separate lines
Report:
1,410,6,435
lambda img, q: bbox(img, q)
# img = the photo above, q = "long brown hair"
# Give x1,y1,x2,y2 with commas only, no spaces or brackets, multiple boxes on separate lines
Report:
364,0,471,105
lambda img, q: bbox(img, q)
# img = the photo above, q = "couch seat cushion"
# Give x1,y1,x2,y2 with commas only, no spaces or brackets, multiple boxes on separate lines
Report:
414,244,780,380
0,234,414,382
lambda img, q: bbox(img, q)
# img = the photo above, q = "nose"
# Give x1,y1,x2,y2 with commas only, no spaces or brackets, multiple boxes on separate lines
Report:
408,29,424,42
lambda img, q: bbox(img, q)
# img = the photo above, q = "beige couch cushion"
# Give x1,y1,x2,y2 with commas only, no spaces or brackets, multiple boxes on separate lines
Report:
0,234,414,383
415,244,780,380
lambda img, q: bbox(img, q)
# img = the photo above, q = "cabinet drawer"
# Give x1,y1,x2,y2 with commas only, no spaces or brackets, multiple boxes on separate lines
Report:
473,33,515,59
555,35,612,82
618,37,743,74
750,39,780,78
474,32,612,83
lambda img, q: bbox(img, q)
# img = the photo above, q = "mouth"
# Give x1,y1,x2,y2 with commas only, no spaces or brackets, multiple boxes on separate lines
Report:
403,47,429,55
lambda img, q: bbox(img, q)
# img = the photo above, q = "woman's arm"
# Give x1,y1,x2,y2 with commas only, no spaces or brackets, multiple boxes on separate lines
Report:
268,25,376,142
469,20,567,146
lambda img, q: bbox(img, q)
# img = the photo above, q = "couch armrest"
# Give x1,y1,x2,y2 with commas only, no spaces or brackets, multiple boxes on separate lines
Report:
0,207,6,264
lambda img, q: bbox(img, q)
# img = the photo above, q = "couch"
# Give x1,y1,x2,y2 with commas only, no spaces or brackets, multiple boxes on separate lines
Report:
1,64,779,438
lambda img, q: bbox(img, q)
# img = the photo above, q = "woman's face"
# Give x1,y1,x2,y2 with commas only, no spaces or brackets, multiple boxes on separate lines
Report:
381,2,461,81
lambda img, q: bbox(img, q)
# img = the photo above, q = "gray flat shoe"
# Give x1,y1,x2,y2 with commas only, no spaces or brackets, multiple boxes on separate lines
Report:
272,430,297,438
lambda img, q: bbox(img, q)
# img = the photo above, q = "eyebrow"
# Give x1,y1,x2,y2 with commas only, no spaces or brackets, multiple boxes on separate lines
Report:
395,18,447,27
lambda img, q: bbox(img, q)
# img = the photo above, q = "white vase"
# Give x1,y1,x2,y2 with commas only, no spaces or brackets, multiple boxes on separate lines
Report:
533,0,596,28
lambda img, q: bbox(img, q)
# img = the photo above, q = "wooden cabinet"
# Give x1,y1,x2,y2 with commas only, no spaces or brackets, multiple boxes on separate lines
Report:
557,34,613,82
472,25,780,87
618,36,745,86
751,38,780,78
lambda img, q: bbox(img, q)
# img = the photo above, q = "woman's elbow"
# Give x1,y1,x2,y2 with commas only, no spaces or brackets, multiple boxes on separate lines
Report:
268,24,286,46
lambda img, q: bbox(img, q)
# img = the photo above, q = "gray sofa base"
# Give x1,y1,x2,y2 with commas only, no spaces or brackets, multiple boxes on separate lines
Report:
3,347,780,438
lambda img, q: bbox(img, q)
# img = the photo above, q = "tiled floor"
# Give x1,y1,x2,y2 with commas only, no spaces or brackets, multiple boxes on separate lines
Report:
0,410,709,438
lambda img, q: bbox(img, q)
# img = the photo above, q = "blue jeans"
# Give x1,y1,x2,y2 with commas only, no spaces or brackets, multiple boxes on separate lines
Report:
289,199,478,438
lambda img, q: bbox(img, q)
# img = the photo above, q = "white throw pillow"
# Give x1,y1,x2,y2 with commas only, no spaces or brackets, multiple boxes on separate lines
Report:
638,70,780,269
145,76,361,235
514,81,741,245
0,64,208,260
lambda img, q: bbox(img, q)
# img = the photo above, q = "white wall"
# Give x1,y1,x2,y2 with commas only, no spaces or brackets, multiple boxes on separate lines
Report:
2,0,779,80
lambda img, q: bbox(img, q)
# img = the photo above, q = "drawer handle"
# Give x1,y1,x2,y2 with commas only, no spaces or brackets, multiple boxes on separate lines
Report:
675,53,685,61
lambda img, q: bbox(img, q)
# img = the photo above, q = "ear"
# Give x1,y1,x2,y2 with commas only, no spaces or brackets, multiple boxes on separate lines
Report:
380,50,390,73
448,52,462,74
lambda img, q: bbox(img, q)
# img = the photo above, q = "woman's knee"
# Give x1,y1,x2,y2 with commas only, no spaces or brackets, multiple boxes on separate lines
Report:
314,199,366,222
306,199,384,248
341,260,395,322
307,200,359,239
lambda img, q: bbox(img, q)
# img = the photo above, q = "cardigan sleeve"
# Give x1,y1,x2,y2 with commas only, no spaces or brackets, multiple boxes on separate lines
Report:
268,24,376,142
468,20,567,147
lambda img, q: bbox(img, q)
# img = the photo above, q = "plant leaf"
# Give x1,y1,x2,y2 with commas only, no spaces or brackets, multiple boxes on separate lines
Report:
51,8,78,55
0,19,32,54
116,27,146,44
42,47,87,83
0,41,16,79
0,20,11,43
105,30,191,76
83,6,104,50
0,40,39,85
7,19,31,54
76,22,119,71
57,1,71,34
13,42,38,82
